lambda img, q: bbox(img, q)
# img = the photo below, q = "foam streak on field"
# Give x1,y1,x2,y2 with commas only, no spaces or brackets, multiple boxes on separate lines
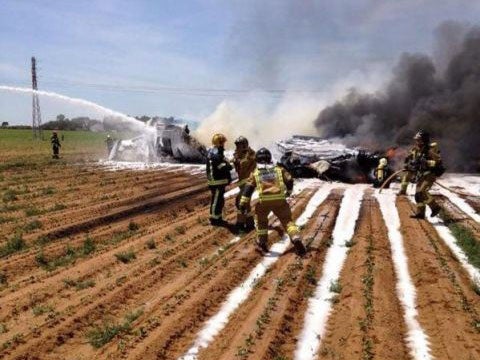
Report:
435,182,480,223
423,205,480,285
294,185,365,360
1,154,479,360
375,191,433,360
180,184,333,360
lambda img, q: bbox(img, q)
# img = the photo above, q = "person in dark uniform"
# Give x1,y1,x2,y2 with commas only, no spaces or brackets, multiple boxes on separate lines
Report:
206,133,232,225
51,131,61,159
105,134,114,156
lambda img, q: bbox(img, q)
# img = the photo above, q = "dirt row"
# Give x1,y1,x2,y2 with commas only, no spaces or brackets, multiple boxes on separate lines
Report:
0,168,204,239
1,167,479,360
0,188,314,360
397,197,480,359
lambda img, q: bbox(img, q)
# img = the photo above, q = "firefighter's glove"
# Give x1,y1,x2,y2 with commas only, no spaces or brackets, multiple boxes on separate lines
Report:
408,159,420,172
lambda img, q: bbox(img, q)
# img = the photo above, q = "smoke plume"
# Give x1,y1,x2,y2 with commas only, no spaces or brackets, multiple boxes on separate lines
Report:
315,23,480,172
194,94,321,151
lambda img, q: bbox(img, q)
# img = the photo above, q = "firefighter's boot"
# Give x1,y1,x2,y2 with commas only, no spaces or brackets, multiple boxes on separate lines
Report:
255,237,269,253
429,203,441,218
235,221,247,235
245,216,255,232
291,235,306,257
410,207,426,219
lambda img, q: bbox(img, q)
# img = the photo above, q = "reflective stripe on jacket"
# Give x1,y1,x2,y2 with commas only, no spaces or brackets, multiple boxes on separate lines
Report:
242,165,293,203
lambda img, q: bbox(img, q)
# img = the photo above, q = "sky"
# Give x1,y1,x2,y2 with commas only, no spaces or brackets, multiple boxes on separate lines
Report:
1,0,480,125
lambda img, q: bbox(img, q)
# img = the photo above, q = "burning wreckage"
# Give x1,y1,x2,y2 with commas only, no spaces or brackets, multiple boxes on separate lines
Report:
108,118,207,163
276,136,393,186
109,121,392,186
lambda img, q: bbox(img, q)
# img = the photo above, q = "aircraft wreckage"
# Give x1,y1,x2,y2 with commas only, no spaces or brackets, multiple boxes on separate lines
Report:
276,135,394,184
109,123,392,184
108,117,207,163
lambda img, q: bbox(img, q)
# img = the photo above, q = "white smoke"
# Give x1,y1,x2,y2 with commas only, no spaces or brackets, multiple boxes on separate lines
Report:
194,63,388,151
194,94,322,150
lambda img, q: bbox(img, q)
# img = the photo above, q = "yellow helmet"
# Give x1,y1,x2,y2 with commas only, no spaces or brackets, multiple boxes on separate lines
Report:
212,133,227,146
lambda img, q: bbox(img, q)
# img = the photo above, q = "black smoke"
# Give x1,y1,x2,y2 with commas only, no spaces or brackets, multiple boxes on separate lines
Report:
315,23,480,172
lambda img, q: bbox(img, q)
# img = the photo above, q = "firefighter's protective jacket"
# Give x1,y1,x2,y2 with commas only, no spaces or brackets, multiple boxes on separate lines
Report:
51,135,61,148
405,142,442,175
206,147,232,186
233,148,256,186
375,158,388,181
240,164,293,205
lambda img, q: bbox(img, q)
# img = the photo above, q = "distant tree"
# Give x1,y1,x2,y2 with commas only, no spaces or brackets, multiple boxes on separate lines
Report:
1,122,8,127
41,115,101,131
56,114,67,122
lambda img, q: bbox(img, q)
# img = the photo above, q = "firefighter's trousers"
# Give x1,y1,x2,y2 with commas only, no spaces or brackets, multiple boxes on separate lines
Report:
400,170,413,193
52,145,60,159
414,173,438,216
255,199,299,244
235,184,253,225
209,185,226,220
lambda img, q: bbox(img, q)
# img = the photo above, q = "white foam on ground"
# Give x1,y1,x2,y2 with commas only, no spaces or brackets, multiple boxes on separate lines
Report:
440,174,480,196
179,184,333,360
224,187,240,198
375,190,432,360
97,160,205,173
434,183,480,223
294,186,365,360
426,210,480,284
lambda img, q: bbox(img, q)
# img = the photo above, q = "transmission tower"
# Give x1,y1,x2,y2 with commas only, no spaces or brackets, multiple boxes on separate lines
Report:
31,56,43,139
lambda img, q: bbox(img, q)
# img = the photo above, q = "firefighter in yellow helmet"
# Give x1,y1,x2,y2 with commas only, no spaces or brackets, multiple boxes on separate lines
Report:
233,136,256,234
400,130,445,219
239,147,306,256
373,157,390,188
206,133,232,225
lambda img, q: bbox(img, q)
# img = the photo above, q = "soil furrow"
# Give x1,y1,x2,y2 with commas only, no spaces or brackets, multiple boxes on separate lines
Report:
396,197,480,359
196,192,342,360
318,193,409,360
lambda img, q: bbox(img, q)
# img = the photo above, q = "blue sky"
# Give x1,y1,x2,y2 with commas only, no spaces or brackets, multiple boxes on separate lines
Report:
1,0,480,125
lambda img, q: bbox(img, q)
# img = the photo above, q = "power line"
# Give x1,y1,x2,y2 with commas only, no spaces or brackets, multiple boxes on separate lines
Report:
39,78,324,97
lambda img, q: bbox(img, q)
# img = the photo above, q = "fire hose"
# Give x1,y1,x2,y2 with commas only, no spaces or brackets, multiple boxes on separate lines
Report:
432,180,473,197
379,170,473,197
378,170,404,193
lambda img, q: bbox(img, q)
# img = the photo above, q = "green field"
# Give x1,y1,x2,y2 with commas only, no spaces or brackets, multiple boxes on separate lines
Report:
0,129,108,163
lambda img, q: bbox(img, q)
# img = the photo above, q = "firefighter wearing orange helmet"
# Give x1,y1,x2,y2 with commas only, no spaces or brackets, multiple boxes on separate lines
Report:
206,133,232,225
239,147,306,256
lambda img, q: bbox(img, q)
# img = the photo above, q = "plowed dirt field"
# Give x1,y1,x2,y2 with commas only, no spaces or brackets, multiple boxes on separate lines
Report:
0,162,479,360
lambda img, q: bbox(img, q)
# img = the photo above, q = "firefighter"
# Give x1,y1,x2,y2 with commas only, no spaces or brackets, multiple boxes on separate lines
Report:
51,131,61,159
233,136,256,234
105,134,114,156
373,157,390,188
400,130,444,219
206,133,232,225
239,147,306,256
